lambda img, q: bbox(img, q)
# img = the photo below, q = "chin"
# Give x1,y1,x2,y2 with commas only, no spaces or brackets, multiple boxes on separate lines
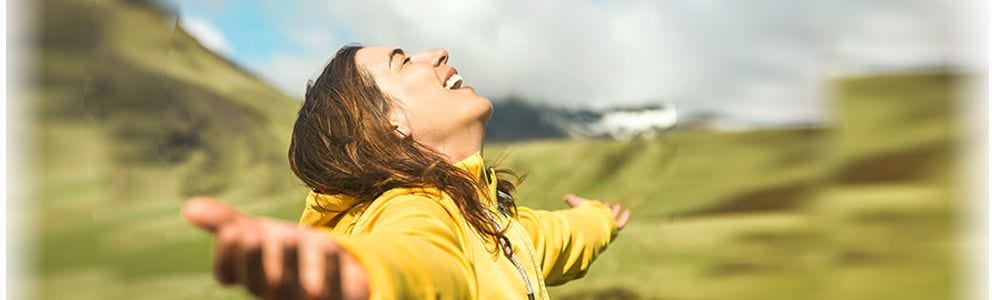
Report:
476,96,494,124
449,92,493,125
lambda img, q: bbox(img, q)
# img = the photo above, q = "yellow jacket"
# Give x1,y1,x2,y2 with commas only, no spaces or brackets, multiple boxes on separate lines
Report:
299,152,619,299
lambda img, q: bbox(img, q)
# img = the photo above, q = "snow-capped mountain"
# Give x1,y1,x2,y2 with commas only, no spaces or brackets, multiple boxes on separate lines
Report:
486,100,679,142
543,104,678,140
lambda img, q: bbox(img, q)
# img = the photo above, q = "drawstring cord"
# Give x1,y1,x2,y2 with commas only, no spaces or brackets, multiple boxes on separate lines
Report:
485,167,536,300
486,211,535,300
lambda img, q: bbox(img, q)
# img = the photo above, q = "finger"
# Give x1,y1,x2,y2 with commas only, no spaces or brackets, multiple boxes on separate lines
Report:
616,209,632,229
276,235,300,299
274,230,302,300
183,197,246,233
213,225,241,286
299,232,341,300
610,203,622,219
261,223,287,299
563,193,586,208
237,226,268,297
324,245,343,300
339,251,370,299
298,233,327,299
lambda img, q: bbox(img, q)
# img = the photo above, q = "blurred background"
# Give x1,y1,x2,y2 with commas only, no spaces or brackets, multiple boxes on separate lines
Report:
8,0,988,299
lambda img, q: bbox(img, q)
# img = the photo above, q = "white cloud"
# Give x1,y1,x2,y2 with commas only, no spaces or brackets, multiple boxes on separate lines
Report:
179,15,231,55
235,0,960,126
257,53,329,99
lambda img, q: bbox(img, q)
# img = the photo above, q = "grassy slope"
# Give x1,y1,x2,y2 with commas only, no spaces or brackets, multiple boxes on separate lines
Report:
485,72,958,299
35,0,305,298
32,0,962,299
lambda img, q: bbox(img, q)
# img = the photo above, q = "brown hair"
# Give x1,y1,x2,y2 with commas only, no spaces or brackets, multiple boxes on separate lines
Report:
288,44,519,242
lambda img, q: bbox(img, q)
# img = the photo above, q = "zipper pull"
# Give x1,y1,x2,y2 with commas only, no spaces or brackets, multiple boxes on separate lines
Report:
499,235,513,258
497,190,513,216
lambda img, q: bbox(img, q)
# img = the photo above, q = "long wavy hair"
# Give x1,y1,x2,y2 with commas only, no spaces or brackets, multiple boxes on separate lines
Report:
288,45,520,243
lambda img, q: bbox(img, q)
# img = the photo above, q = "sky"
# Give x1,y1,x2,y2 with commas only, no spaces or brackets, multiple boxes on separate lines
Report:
173,0,967,127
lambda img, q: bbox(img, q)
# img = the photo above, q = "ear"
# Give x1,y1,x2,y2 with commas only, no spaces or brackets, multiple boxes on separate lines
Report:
389,108,411,139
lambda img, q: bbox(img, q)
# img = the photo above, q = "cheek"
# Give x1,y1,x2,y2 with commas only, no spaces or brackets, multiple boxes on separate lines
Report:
405,96,489,136
391,83,490,134
398,82,446,108
449,93,493,124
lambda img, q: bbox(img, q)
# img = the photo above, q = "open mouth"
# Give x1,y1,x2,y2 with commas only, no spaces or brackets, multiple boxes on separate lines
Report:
443,74,464,90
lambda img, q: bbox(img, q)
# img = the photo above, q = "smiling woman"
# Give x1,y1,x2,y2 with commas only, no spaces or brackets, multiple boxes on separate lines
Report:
183,44,631,300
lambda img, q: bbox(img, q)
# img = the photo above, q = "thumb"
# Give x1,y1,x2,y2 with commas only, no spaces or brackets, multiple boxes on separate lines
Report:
182,197,246,233
563,193,586,208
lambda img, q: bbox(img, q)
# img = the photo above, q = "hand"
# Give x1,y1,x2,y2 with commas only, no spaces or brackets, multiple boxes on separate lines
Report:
563,193,632,230
183,197,370,300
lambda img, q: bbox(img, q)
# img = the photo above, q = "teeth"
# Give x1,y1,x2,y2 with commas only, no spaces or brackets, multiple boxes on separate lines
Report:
444,74,463,90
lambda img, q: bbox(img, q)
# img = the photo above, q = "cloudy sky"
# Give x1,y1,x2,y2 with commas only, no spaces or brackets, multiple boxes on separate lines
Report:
174,0,966,127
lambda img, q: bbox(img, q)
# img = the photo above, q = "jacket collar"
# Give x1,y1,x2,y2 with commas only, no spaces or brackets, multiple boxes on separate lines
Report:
454,151,488,183
454,151,499,206
302,151,497,226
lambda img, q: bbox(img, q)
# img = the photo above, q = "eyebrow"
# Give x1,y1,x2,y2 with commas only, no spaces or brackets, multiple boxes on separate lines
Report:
388,48,405,69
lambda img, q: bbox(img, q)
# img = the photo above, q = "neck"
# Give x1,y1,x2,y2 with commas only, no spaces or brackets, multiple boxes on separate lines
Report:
435,123,485,164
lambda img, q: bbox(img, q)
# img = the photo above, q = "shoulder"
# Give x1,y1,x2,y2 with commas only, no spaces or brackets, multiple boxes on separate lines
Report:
365,186,463,220
351,186,471,240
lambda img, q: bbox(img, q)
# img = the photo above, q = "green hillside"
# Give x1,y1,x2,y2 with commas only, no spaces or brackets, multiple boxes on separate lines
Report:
34,0,307,298
29,0,964,299
486,72,959,299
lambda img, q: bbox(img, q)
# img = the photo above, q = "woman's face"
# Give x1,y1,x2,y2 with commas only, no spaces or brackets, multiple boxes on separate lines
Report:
354,46,492,150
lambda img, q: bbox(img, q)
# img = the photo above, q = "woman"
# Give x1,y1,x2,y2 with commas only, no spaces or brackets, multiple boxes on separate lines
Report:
184,45,632,299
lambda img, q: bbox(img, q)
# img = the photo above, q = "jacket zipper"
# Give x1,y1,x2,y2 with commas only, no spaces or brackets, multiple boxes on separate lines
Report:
485,167,537,300
485,211,535,300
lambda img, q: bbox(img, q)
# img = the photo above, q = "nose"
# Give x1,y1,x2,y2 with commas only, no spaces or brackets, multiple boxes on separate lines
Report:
412,48,449,66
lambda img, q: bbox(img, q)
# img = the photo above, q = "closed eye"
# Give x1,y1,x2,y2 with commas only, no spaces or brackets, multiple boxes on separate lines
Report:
396,56,412,71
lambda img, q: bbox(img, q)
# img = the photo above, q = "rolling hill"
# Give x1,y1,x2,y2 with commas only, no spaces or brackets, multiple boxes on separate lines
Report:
486,72,960,299
34,0,307,298
28,0,964,299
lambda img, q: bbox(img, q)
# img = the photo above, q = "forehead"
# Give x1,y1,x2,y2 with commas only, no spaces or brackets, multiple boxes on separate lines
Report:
354,46,396,75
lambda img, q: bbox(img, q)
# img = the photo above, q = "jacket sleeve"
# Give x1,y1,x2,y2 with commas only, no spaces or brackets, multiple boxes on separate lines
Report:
513,201,618,286
311,193,477,299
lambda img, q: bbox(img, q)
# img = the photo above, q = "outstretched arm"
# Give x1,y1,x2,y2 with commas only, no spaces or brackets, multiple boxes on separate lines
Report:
513,193,631,286
184,193,476,299
184,198,370,300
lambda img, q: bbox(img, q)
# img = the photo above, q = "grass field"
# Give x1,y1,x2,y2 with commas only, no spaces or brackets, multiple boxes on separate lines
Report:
24,0,967,299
